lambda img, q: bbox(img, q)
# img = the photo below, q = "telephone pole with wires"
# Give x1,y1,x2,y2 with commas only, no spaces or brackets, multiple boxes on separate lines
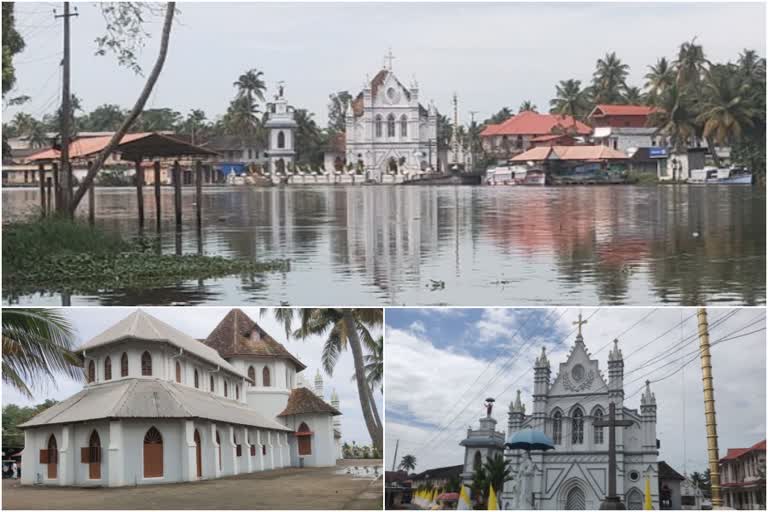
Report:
54,2,77,216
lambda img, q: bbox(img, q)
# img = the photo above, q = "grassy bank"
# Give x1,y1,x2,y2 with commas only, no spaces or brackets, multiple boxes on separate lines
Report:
3,218,289,298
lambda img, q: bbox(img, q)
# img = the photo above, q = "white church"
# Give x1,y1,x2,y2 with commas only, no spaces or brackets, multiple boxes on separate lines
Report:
340,54,439,182
19,309,343,487
460,323,661,510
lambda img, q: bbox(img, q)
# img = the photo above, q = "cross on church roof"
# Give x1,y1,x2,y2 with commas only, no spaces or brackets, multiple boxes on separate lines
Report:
384,48,395,70
572,313,587,337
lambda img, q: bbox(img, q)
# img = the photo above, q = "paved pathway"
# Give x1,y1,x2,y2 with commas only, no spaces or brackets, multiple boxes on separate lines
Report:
3,462,383,510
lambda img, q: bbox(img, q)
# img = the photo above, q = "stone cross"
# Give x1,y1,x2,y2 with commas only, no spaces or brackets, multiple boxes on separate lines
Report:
594,401,633,509
385,48,395,70
573,313,588,337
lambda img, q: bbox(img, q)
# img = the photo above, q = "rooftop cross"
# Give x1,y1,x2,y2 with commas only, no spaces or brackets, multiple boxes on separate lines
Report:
385,48,395,70
573,312,588,337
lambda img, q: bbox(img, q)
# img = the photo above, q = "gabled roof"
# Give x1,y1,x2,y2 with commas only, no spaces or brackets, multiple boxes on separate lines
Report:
658,461,686,481
510,145,628,162
590,104,657,117
204,309,306,370
277,387,341,417
481,111,592,137
203,135,263,151
79,309,247,380
720,440,766,462
411,464,464,482
19,378,290,431
351,68,422,118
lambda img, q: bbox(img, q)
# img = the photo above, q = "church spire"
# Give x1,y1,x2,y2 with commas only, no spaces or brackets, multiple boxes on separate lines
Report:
641,380,656,408
608,338,623,361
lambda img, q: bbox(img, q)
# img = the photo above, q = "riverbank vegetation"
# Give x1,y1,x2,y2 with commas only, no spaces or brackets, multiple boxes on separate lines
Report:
2,217,289,298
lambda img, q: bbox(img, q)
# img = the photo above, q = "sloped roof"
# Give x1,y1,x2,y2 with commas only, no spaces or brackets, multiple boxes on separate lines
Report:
19,378,290,431
411,464,464,482
277,387,341,417
590,104,657,117
720,440,766,462
204,135,263,151
204,309,306,370
79,309,247,380
481,111,592,137
510,145,628,162
27,132,218,162
351,68,418,118
658,461,686,481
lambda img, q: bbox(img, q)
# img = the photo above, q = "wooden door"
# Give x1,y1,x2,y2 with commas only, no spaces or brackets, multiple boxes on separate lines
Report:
88,431,101,479
47,435,58,479
297,423,312,456
143,427,163,478
194,430,202,478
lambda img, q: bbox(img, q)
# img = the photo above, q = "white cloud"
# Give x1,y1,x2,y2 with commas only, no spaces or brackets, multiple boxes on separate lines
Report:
409,320,426,334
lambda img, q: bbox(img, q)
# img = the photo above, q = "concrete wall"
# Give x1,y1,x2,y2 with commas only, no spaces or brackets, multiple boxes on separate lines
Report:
282,413,337,467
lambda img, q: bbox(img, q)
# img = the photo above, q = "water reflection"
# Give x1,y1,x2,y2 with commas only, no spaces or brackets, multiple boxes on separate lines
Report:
2,185,764,306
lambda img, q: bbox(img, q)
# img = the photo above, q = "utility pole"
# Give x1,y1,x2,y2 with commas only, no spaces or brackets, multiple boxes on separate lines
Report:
595,402,633,510
54,2,78,217
697,308,722,508
469,110,479,172
391,439,400,472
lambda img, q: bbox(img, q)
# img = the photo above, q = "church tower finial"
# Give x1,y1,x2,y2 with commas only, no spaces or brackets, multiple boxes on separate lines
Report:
314,369,324,398
573,312,588,341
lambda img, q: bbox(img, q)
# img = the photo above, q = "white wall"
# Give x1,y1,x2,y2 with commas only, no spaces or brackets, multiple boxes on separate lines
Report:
282,413,336,467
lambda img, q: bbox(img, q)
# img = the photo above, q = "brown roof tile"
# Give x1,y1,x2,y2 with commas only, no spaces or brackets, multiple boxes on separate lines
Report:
204,309,306,370
277,387,341,417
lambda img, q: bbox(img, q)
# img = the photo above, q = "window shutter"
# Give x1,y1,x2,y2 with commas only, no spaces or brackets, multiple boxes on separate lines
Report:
250,445,256,457
236,445,242,457
262,444,266,455
39,449,49,464
81,447,90,463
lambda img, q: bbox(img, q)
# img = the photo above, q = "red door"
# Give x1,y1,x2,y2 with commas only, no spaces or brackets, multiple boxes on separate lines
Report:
47,435,58,479
297,423,312,456
88,431,101,479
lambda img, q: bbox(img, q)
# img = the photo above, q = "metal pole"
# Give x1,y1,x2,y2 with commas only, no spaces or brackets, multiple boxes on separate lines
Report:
391,439,399,472
54,2,77,217
697,308,722,508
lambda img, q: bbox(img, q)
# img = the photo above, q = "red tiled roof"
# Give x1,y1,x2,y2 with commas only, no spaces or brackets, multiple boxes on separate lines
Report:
510,145,628,162
720,440,766,462
481,111,592,137
590,104,657,117
530,134,573,142
28,133,151,161
277,387,341,417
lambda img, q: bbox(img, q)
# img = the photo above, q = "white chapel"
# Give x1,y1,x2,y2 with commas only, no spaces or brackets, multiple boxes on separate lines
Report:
19,309,341,487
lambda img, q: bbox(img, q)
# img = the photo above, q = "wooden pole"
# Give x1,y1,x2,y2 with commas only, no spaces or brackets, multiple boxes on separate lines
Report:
51,162,60,212
154,160,161,231
45,177,53,216
697,308,722,508
88,179,95,226
135,160,145,230
195,160,202,231
173,160,182,229
38,164,46,218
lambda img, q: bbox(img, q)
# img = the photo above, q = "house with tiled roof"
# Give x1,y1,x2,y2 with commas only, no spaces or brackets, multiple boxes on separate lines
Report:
18,309,342,488
588,104,661,153
719,439,766,509
480,110,592,159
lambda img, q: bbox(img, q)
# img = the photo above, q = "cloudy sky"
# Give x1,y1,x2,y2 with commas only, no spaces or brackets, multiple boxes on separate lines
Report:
4,2,765,125
3,307,382,448
385,307,766,474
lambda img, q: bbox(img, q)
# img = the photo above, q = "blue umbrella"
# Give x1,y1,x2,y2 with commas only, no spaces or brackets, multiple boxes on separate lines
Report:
505,428,555,452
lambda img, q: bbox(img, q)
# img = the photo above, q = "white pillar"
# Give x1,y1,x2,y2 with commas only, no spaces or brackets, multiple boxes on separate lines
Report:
225,424,237,475
265,431,274,470
240,426,252,473
209,423,221,479
255,430,264,471
108,420,124,487
59,425,75,486
182,420,196,482
20,430,35,485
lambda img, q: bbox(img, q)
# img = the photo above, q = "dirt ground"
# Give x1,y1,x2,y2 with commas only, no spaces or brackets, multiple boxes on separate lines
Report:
3,460,383,510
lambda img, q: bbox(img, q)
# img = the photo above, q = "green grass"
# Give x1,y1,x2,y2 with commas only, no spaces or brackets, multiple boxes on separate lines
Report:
2,217,289,297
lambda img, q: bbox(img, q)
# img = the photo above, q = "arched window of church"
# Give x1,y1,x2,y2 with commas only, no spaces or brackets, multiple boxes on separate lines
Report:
141,351,152,376
387,114,396,137
626,489,643,510
224,381,228,397
210,375,215,393
263,366,271,387
104,357,112,381
473,451,482,470
248,366,256,386
121,352,129,377
572,408,584,444
194,369,199,389
593,408,604,444
552,411,562,444
277,131,285,149
375,115,383,137
400,115,408,137
87,360,95,383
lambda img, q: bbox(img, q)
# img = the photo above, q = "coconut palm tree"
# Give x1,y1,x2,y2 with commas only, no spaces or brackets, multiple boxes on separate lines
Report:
550,79,589,119
592,52,630,104
364,334,383,393
675,38,708,88
12,112,35,135
399,454,417,472
518,100,537,113
265,308,383,452
184,109,208,145
696,64,756,167
483,453,514,499
737,49,766,85
27,120,49,148
233,68,267,105
2,309,82,398
649,83,699,179
622,85,645,105
644,57,676,105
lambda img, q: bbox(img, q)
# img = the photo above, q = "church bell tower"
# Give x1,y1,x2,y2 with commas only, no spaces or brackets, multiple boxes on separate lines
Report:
265,82,297,175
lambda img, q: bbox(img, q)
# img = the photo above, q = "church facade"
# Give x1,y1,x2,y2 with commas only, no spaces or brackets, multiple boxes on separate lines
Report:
19,309,341,487
461,326,660,510
343,58,439,182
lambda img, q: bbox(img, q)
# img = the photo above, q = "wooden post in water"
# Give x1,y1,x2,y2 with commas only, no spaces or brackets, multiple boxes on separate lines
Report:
154,160,161,231
51,162,60,212
45,177,53,215
88,179,95,226
135,160,145,230
195,160,202,231
173,160,182,229
38,164,46,217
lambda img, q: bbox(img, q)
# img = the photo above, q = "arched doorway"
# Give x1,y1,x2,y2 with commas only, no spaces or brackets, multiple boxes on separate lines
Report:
46,434,58,479
388,157,398,174
275,159,285,175
194,430,202,478
626,488,643,510
88,430,101,479
566,486,586,510
297,422,312,456
143,427,163,478
216,431,222,470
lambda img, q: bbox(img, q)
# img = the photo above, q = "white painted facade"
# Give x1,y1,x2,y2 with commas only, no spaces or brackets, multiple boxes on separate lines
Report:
343,65,438,182
19,311,340,487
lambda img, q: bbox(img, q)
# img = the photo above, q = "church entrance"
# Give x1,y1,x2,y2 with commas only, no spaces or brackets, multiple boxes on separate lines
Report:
297,422,312,456
46,434,58,479
566,487,586,510
88,430,101,479
194,430,202,478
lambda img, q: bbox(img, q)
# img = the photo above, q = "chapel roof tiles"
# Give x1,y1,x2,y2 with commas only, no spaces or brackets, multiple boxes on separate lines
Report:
277,387,341,417
481,111,592,137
